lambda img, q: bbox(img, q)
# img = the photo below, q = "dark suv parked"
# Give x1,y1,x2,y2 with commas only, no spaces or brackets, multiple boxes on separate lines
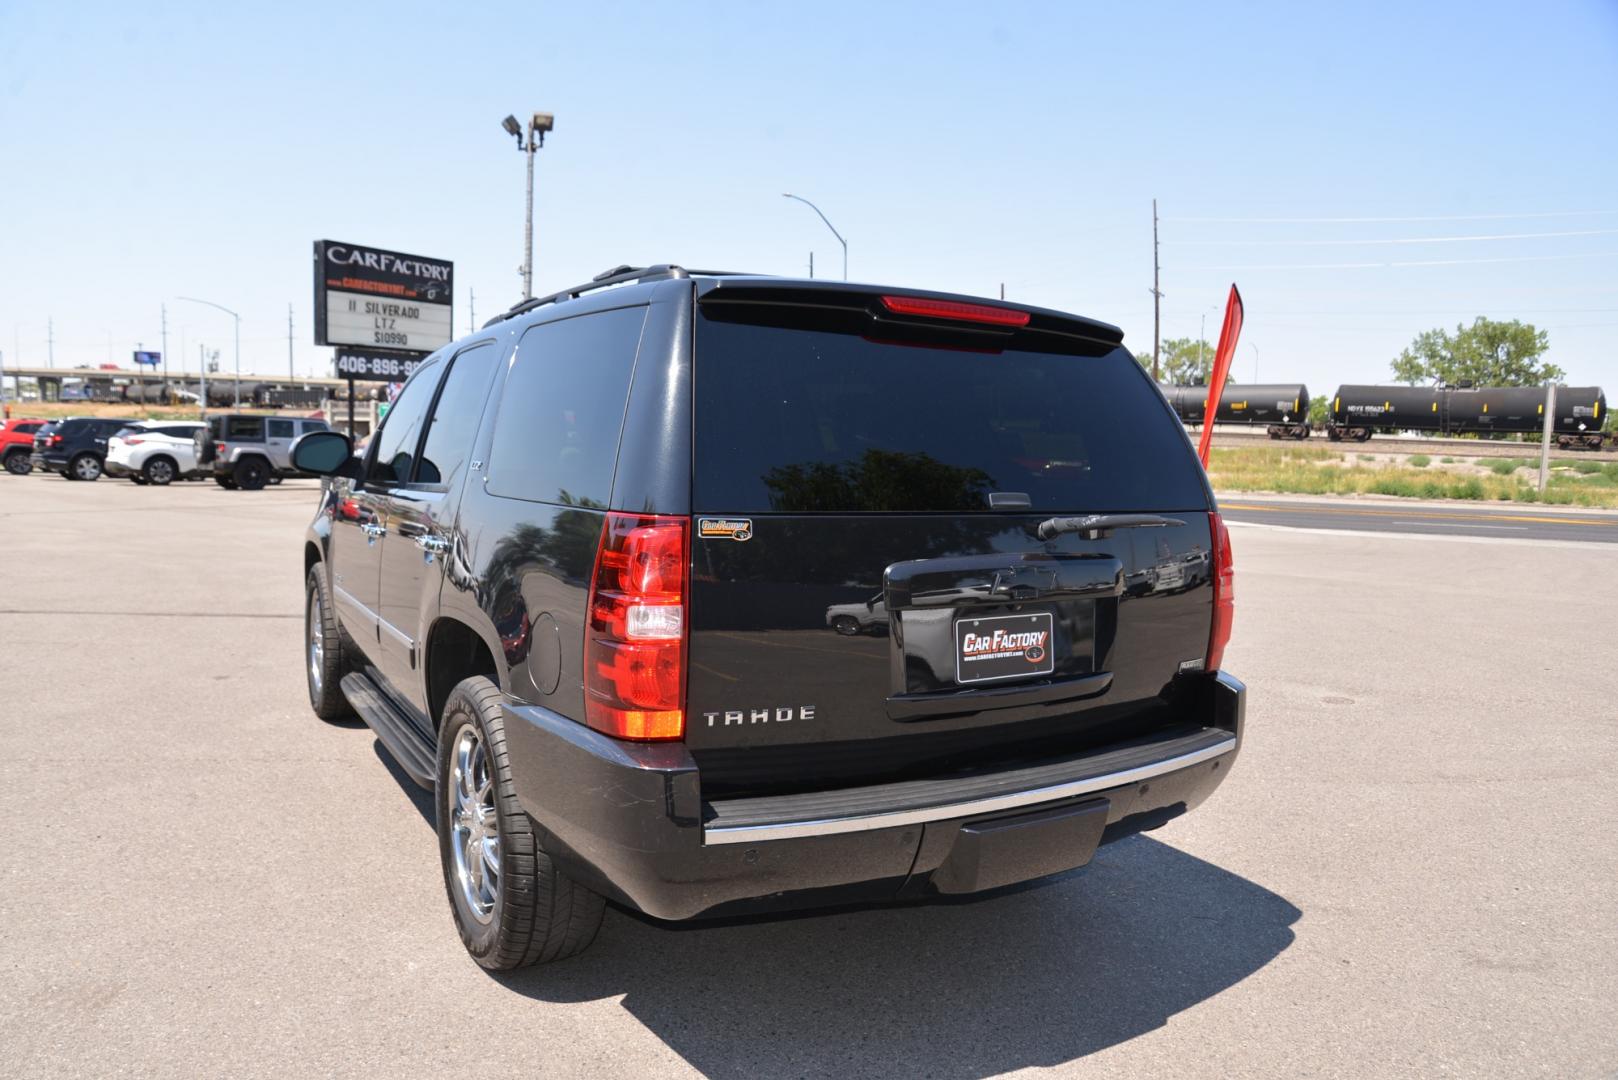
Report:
295,265,1243,969
32,416,132,480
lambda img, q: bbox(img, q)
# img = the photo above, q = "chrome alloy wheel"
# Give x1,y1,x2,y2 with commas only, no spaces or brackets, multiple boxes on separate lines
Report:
449,726,500,924
73,455,101,480
306,591,324,700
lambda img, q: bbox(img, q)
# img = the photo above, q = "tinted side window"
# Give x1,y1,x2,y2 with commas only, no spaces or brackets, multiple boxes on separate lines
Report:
366,359,444,486
225,416,263,440
301,420,329,433
417,342,499,489
267,419,295,439
160,426,199,438
16,423,39,434
487,307,648,507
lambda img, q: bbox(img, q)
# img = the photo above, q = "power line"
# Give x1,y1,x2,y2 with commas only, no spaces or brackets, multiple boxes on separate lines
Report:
1169,228,1618,247
1173,251,1618,272
1166,210,1618,224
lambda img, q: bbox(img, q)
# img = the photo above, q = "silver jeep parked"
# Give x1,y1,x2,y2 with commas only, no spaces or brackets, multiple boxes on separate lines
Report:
196,414,331,490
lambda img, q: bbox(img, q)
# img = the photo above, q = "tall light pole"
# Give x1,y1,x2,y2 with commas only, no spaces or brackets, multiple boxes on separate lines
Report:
1151,198,1162,382
503,112,554,300
175,296,240,407
782,193,847,280
1249,342,1259,383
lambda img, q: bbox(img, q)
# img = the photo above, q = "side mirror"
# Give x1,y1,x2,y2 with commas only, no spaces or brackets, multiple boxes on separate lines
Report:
292,430,361,479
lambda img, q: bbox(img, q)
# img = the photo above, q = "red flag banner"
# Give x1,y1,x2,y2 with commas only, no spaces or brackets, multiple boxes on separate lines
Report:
1196,284,1245,468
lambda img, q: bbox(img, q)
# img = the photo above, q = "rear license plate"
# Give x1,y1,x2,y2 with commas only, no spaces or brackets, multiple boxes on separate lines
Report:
955,612,1056,684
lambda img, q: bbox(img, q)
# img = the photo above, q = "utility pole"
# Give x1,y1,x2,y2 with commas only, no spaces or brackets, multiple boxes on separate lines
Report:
1538,383,1558,492
809,251,814,279
1151,198,1162,382
199,343,208,418
287,304,295,380
1000,283,1005,300
47,318,54,369
469,288,476,333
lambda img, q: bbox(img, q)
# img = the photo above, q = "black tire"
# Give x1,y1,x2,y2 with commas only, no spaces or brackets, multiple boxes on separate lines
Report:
142,456,178,486
3,450,30,477
233,456,268,490
436,676,605,969
69,453,102,481
214,475,237,489
303,564,352,721
832,615,860,636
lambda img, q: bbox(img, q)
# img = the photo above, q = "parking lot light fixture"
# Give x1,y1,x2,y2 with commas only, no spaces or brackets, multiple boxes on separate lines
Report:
782,193,847,281
505,111,555,300
174,296,240,408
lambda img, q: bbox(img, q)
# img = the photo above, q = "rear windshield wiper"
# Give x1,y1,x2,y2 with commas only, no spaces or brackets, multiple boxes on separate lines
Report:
1036,514,1185,541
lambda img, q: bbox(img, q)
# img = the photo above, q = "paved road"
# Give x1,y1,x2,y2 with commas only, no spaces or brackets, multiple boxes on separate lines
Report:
2,476,1615,1078
1221,494,1618,544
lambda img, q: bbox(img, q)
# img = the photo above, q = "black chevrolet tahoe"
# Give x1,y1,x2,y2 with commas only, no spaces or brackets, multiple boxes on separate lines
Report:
294,265,1244,969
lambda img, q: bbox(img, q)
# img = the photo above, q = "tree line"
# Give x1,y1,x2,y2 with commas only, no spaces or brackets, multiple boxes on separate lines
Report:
1134,316,1567,390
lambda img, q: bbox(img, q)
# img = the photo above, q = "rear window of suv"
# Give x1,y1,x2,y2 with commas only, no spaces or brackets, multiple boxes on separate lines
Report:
693,306,1208,514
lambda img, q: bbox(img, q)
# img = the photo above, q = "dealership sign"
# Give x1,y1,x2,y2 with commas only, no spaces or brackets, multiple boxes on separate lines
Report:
313,239,453,355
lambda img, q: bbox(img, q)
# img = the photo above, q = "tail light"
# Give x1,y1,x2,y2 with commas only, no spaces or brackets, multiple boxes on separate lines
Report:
215,442,227,455
49,434,63,446
584,513,689,740
123,436,145,445
880,294,1031,327
1205,512,1235,673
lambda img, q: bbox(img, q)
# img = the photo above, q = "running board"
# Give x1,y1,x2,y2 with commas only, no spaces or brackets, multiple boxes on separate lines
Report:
340,672,436,788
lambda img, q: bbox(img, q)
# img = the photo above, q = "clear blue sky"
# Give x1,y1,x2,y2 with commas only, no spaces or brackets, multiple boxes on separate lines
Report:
3,0,1616,393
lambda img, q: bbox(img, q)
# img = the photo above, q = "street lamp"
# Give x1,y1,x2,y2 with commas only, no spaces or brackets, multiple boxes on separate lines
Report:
503,111,554,300
1250,342,1259,382
782,193,847,280
175,296,240,408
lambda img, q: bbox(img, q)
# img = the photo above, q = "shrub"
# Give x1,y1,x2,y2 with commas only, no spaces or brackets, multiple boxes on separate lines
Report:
1408,454,1431,468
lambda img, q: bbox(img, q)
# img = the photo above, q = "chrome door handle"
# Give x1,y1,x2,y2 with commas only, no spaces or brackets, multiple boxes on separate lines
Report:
415,535,449,554
361,523,385,538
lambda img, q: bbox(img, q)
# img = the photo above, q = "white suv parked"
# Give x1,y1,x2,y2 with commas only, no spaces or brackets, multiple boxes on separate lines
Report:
105,421,207,486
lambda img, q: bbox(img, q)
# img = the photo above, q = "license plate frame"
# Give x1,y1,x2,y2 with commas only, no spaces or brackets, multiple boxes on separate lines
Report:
954,611,1057,685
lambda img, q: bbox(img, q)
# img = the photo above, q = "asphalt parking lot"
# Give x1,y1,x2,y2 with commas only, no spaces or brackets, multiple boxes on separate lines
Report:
2,476,1614,1078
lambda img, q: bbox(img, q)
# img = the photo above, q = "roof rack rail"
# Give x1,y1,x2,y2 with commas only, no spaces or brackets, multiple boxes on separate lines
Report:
480,264,758,329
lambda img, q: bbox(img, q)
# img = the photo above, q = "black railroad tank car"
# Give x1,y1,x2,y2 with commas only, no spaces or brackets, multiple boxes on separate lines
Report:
1328,384,1609,447
1167,383,1312,439
1446,386,1607,448
1327,385,1440,441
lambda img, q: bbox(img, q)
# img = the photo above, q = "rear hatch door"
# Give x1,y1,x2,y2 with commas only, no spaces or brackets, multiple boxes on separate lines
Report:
685,287,1217,797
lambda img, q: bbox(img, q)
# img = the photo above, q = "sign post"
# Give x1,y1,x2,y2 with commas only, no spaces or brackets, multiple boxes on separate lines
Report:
1538,383,1557,492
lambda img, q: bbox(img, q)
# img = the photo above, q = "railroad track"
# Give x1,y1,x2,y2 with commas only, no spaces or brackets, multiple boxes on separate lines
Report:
1207,428,1618,462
